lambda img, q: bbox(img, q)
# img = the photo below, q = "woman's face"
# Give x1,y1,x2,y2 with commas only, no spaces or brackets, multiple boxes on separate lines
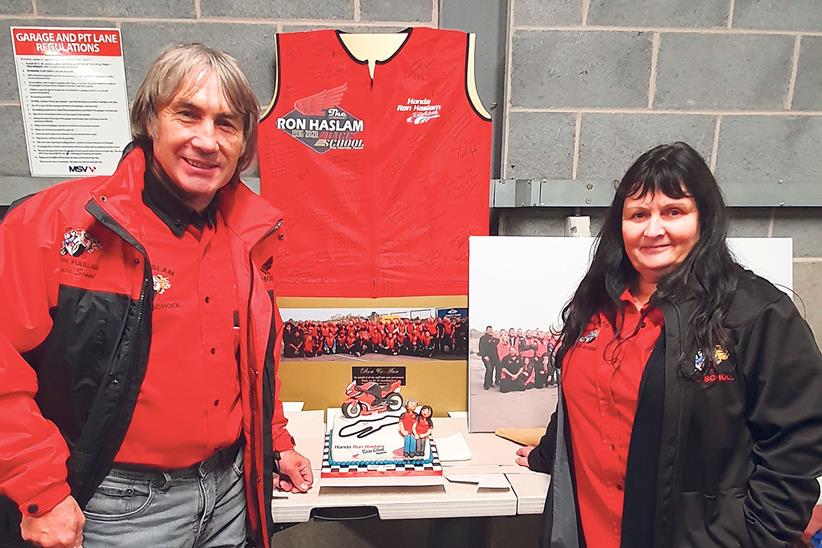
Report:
622,189,700,283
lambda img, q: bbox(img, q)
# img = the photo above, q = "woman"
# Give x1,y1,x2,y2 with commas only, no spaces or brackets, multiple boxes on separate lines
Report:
413,405,434,457
496,331,511,362
516,143,822,547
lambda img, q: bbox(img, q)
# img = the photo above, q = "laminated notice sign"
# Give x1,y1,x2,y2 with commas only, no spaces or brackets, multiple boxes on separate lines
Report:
11,27,131,177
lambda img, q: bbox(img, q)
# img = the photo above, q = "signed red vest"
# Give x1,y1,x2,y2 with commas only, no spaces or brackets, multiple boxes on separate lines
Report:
258,28,492,297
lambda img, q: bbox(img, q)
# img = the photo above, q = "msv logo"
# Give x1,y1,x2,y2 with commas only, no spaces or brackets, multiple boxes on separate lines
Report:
68,165,97,173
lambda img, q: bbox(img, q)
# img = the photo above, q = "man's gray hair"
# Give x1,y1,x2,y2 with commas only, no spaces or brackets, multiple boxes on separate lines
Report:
131,43,260,172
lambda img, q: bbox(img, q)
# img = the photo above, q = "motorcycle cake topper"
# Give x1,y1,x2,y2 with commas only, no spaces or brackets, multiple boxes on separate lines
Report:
341,380,404,418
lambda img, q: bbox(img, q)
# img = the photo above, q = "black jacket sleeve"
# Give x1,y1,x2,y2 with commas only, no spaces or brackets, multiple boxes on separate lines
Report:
528,409,558,474
740,294,822,546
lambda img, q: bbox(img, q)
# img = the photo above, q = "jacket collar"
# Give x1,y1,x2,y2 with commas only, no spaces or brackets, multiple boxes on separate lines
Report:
89,146,283,248
142,163,218,237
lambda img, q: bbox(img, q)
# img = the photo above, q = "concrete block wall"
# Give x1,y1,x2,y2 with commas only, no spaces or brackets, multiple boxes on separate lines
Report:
501,0,822,339
0,0,445,181
0,0,820,338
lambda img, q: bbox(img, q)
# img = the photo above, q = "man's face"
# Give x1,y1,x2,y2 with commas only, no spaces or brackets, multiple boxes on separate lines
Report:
152,71,245,211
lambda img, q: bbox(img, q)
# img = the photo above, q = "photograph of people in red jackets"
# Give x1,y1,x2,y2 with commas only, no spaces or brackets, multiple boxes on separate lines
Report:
515,142,822,547
0,44,312,548
281,311,468,361
475,326,559,393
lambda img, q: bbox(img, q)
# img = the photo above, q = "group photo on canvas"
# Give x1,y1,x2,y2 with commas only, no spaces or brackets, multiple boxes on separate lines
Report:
281,309,468,361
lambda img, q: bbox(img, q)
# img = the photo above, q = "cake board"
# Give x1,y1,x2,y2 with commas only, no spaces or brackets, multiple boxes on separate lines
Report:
321,433,444,487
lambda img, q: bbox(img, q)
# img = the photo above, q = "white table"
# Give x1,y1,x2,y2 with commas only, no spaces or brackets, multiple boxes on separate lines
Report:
271,411,549,522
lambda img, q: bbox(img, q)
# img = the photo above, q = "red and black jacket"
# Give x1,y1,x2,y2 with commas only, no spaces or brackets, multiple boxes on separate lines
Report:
0,148,292,548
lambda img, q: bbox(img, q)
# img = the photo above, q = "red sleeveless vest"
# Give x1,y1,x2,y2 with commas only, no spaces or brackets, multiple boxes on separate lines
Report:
258,28,492,297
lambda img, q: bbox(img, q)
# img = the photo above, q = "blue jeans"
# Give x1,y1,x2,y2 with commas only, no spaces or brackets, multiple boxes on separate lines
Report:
403,434,416,456
82,443,246,547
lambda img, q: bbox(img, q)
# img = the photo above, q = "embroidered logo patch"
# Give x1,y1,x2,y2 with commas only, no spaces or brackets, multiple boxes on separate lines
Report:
259,256,274,283
60,228,101,257
695,345,730,372
694,350,707,372
713,345,730,364
261,256,273,274
152,274,171,295
696,345,735,383
578,329,599,344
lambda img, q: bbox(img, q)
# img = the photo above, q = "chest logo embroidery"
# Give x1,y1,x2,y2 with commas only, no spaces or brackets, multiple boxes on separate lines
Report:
276,83,364,153
694,350,707,372
396,97,443,124
60,228,101,257
695,345,735,383
578,329,599,344
152,274,171,295
261,256,273,274
260,256,274,283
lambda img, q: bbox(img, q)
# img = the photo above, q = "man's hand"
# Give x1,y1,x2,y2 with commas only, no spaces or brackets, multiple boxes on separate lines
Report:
275,449,314,493
515,446,534,468
20,495,84,548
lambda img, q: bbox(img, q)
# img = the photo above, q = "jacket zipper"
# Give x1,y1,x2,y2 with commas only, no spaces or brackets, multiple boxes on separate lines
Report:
244,218,283,535
656,297,685,548
246,272,258,493
85,199,151,377
81,199,152,503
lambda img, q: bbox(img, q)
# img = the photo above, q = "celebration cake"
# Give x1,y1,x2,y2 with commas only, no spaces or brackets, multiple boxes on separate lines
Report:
328,410,432,466
321,382,442,480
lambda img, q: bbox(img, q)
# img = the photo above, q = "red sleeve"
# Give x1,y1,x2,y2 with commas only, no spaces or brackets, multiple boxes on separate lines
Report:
0,203,72,516
270,302,294,452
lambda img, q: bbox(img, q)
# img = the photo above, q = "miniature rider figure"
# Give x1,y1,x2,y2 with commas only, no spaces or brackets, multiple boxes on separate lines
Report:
413,406,434,457
399,400,418,458
363,382,385,406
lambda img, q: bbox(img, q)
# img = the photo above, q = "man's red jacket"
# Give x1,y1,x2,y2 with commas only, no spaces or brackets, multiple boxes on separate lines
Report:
0,147,292,547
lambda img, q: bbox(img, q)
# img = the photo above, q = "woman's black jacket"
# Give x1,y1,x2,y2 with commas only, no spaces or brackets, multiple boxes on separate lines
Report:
529,269,822,547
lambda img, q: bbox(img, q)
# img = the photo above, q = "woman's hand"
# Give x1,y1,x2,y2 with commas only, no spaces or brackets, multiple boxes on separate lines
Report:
515,446,534,468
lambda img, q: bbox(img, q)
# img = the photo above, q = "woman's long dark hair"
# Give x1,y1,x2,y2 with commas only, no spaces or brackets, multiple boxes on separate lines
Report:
418,405,434,427
554,142,739,378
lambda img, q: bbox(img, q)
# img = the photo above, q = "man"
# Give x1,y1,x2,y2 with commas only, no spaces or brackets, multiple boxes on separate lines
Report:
499,345,526,394
0,44,312,548
508,327,518,349
398,400,419,458
477,325,499,390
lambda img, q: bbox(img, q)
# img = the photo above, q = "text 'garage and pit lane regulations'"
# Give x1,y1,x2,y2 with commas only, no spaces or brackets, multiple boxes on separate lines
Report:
11,27,131,177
